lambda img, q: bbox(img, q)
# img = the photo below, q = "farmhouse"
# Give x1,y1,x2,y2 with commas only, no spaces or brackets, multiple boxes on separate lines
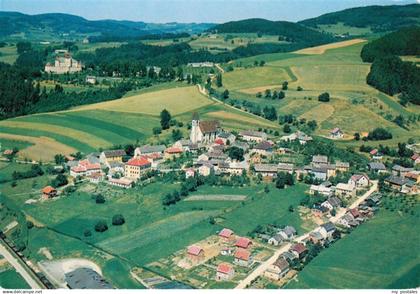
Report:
164,147,183,159
216,263,234,281
278,163,294,174
278,226,296,240
42,186,57,199
187,245,205,263
227,161,248,175
312,155,328,165
319,222,336,239
392,165,414,177
235,237,252,249
265,257,289,280
124,157,152,180
45,53,83,74
309,184,333,197
190,113,221,144
268,234,285,246
239,130,267,142
384,175,410,192
280,131,312,145
321,197,342,211
309,231,325,244
234,249,252,267
330,127,344,139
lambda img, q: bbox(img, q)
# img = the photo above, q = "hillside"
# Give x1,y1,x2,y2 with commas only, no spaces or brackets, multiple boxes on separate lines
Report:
211,18,334,46
299,4,420,35
0,11,213,40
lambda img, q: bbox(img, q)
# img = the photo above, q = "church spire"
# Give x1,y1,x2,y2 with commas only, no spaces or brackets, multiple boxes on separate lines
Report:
192,112,199,121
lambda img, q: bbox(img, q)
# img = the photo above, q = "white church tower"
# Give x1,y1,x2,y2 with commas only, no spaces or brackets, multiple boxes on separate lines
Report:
190,112,200,144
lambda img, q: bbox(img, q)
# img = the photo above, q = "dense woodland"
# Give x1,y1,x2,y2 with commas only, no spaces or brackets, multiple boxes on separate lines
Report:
361,27,420,105
300,4,420,33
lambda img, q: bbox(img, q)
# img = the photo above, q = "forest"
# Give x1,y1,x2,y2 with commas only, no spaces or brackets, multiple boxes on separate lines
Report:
361,26,420,106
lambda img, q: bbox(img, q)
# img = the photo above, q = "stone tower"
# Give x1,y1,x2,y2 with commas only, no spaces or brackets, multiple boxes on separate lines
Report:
190,112,200,144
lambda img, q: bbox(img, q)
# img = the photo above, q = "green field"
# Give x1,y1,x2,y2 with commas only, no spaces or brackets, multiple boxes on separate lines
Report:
223,40,420,145
0,45,18,64
0,267,30,289
286,206,420,289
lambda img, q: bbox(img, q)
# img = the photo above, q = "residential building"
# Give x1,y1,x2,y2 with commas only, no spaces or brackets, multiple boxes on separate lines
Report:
319,222,336,239
368,162,387,174
187,245,205,263
321,197,342,211
268,234,285,246
254,164,278,178
219,228,234,240
199,163,214,176
309,184,333,197
252,141,274,156
278,226,296,240
185,168,195,179
265,257,289,280
335,161,350,172
234,249,252,267
278,163,294,174
135,145,166,157
108,177,133,189
335,183,356,198
217,132,236,144
392,165,414,177
235,237,252,249
216,263,234,281
312,155,328,165
164,147,183,159
348,174,370,189
384,175,409,192
42,186,57,199
330,127,344,139
290,243,307,259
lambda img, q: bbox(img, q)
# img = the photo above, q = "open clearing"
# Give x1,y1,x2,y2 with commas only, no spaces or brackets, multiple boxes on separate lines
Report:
74,86,212,116
294,38,366,55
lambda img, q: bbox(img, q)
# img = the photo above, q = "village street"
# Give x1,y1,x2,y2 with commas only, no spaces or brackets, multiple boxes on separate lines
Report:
235,181,378,289
0,241,44,289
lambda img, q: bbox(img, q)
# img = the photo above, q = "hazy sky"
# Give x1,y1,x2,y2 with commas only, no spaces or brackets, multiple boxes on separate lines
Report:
0,0,417,23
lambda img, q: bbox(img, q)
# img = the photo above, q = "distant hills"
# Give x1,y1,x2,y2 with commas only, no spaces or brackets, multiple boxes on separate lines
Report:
0,4,418,41
0,11,214,39
210,18,334,45
299,4,420,33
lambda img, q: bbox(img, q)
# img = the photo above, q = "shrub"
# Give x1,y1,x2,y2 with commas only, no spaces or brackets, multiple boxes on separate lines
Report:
95,194,105,204
94,221,108,232
318,92,330,102
84,229,92,237
26,220,34,229
112,214,125,226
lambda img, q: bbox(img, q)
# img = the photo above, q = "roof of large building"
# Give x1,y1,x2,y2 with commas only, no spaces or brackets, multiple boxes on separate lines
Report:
312,155,328,164
254,164,278,173
254,141,273,151
42,186,56,194
199,120,220,134
126,157,151,167
102,149,126,157
65,268,113,289
368,162,386,170
240,130,267,138
385,175,408,186
137,145,166,154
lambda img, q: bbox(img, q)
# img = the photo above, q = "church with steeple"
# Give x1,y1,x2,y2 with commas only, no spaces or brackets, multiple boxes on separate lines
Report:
190,112,221,144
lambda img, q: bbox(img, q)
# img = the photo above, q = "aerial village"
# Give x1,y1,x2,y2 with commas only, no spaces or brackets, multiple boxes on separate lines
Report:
13,111,416,289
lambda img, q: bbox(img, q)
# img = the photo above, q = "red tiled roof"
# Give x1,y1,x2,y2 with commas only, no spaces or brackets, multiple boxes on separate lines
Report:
235,237,252,248
187,245,203,256
234,249,250,261
370,149,378,155
71,166,87,173
411,154,419,160
86,163,101,170
219,228,234,238
291,243,307,254
126,157,151,167
214,138,224,145
42,186,56,194
217,263,232,274
79,159,90,167
3,149,13,155
331,127,341,133
165,147,183,154
351,174,368,182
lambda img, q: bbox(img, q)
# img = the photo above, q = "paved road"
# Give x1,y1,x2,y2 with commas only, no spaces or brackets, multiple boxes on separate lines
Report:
235,181,378,289
0,241,43,289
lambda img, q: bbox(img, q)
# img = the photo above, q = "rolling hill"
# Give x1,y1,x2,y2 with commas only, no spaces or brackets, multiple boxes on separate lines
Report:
0,11,214,40
299,4,420,35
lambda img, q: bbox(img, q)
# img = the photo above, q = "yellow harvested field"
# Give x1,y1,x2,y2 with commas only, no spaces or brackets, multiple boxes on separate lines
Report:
0,121,108,148
205,110,277,128
294,39,366,55
299,103,335,124
74,86,213,115
0,133,76,161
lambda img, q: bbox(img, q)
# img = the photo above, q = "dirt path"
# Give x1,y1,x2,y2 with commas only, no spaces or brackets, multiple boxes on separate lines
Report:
294,38,366,55
235,181,378,289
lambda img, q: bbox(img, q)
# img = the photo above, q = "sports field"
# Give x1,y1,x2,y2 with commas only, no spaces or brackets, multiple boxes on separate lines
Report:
286,206,420,289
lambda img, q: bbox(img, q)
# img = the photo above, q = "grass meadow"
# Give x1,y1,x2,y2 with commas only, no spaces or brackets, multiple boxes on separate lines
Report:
286,206,420,289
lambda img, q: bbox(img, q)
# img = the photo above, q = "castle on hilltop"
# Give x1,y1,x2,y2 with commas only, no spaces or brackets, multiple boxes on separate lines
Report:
44,52,83,74
190,113,221,144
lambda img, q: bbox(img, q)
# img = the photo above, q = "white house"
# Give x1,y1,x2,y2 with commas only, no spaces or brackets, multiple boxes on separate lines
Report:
239,130,267,142
335,183,356,198
348,174,370,189
330,127,344,139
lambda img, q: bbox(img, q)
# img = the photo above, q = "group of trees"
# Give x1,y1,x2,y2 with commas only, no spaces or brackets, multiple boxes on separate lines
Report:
12,164,44,181
256,89,285,100
367,128,393,141
275,172,294,189
318,92,330,102
361,27,420,106
92,214,125,234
